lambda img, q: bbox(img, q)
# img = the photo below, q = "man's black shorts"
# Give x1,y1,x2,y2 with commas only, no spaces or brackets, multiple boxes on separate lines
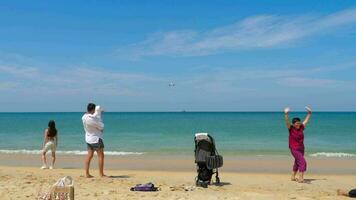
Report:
87,138,104,151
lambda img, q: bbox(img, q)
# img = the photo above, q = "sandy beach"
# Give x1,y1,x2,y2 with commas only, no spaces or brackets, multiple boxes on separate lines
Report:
0,154,356,199
1,0,356,199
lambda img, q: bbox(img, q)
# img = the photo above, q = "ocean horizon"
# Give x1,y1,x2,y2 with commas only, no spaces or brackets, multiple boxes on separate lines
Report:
0,112,355,157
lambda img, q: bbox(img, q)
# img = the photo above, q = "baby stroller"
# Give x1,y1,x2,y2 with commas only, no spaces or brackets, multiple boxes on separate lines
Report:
194,133,223,188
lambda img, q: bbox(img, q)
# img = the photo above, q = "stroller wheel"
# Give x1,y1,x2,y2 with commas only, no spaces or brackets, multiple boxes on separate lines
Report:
195,179,199,186
216,177,220,184
196,180,209,188
201,181,208,188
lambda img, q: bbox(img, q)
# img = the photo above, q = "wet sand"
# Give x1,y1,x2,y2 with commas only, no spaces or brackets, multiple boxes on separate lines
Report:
0,153,355,174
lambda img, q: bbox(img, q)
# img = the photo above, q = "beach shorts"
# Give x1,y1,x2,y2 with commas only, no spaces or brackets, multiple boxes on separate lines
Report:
87,138,104,151
43,141,56,153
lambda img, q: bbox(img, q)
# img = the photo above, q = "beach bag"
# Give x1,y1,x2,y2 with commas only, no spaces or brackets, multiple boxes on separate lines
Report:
206,155,223,170
195,149,211,163
38,176,74,200
50,176,74,200
349,189,356,198
130,183,159,192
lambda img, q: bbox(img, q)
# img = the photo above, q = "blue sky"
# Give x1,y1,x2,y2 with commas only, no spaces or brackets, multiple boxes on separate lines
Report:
0,0,356,111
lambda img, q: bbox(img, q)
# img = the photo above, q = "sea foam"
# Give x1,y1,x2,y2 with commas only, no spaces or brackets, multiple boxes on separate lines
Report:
0,149,144,156
309,152,356,157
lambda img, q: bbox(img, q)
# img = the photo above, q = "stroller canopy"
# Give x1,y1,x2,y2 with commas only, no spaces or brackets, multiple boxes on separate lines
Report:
195,133,211,143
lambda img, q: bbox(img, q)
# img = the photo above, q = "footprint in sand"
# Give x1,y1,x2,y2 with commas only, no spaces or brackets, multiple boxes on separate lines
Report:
108,190,116,194
0,175,12,180
170,185,196,192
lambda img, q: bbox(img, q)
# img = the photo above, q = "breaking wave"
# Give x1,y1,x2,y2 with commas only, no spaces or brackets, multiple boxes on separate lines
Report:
0,149,144,156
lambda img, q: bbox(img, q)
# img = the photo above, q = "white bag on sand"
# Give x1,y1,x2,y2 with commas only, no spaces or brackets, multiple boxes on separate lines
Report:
51,176,74,200
38,176,74,200
53,176,74,187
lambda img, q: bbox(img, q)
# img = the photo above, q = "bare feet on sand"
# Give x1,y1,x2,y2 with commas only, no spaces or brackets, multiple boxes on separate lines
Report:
298,180,305,183
86,174,94,178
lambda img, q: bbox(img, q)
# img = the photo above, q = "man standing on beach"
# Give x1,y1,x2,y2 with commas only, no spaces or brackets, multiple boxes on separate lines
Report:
82,103,106,178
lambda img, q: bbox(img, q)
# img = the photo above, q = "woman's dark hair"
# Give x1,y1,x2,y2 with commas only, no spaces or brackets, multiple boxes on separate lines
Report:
47,120,57,137
87,103,96,112
292,117,301,124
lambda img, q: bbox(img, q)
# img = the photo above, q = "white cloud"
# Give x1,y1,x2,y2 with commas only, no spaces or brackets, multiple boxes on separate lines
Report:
117,7,356,58
175,66,356,96
2,62,355,98
1,53,356,111
0,81,17,90
278,77,337,87
0,64,163,96
0,65,40,78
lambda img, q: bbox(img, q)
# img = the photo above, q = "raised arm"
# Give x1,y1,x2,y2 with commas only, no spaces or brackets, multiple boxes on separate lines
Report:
303,106,312,127
284,107,291,129
86,116,104,131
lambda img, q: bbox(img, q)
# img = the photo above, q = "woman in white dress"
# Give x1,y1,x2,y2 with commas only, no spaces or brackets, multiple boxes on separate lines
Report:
41,120,58,169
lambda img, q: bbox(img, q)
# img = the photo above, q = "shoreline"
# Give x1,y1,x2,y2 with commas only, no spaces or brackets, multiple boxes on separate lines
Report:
1,153,356,174
1,149,355,156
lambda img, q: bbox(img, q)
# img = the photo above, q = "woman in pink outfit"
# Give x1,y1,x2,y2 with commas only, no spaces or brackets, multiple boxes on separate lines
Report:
284,106,312,183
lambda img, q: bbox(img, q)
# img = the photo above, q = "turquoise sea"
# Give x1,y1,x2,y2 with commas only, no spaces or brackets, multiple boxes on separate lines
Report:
0,112,355,157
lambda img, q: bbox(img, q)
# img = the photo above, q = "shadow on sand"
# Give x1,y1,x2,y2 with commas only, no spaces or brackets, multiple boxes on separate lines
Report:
213,182,232,187
303,178,327,184
109,175,131,179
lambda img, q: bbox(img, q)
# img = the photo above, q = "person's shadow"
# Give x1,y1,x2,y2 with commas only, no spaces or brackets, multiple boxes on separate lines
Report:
109,175,131,179
303,178,327,184
213,182,232,187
